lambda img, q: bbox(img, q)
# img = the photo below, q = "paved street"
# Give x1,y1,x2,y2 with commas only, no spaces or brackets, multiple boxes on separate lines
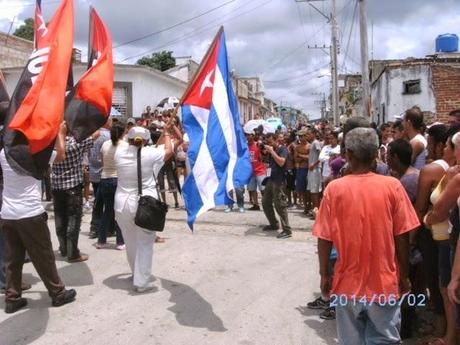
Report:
0,197,343,345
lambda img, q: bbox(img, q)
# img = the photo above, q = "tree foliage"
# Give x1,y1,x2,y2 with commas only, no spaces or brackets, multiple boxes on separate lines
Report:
13,18,34,42
136,51,176,71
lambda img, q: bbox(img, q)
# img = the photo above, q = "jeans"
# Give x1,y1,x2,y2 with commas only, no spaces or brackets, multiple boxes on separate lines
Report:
336,303,401,345
90,182,103,234
0,229,5,289
53,185,83,259
98,178,124,245
262,180,291,231
228,187,245,208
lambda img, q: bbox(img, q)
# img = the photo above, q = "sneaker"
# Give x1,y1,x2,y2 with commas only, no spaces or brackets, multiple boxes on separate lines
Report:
307,297,330,310
276,230,292,239
5,298,27,314
67,254,89,263
320,307,336,320
239,207,245,213
224,206,232,213
134,285,155,293
95,243,109,249
116,244,126,251
52,289,77,307
262,224,279,231
248,205,260,211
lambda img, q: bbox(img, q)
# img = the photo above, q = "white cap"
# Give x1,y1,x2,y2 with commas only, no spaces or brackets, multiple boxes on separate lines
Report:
127,126,150,141
127,117,136,125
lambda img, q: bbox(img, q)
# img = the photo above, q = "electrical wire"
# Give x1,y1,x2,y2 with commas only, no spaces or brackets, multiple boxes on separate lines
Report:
113,0,237,49
120,0,270,63
264,62,329,83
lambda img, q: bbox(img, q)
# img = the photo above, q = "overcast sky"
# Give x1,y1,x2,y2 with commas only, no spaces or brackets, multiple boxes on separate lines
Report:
0,0,459,119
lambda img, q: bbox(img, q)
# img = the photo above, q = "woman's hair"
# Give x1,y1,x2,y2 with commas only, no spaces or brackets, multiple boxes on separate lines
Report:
427,124,448,145
110,123,125,146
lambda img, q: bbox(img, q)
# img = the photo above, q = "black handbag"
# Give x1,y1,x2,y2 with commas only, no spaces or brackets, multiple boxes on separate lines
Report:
134,147,168,232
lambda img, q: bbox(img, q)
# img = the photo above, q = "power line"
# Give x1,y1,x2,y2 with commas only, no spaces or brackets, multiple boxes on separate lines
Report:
264,62,329,83
0,1,59,9
341,0,358,72
120,0,270,63
113,0,237,49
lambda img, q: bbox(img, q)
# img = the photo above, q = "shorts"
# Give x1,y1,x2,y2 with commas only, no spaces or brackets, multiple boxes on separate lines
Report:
295,168,308,192
286,169,296,191
438,241,452,288
307,169,322,193
247,174,266,192
158,162,177,193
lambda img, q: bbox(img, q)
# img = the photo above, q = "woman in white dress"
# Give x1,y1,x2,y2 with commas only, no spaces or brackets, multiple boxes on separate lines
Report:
114,126,173,292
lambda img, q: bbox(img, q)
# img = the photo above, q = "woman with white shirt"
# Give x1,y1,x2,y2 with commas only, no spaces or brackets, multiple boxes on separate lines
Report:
318,131,340,187
96,123,126,250
114,126,173,293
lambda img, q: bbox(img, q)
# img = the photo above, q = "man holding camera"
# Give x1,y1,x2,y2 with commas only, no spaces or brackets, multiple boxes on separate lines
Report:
261,133,292,239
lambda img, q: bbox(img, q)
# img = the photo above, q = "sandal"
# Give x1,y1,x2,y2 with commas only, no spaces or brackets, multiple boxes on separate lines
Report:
155,236,165,243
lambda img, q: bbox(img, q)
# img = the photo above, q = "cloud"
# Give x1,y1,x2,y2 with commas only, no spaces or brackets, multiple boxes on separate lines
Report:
1,0,459,119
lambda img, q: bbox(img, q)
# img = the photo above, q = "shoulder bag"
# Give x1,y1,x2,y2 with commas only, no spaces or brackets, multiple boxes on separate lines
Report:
134,147,168,232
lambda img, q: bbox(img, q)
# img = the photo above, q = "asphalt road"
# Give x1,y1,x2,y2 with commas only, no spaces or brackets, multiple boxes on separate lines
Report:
0,198,413,345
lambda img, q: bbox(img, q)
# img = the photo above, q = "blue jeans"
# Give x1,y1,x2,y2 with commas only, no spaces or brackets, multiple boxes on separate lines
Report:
0,229,5,289
98,178,124,245
336,303,401,345
228,187,245,208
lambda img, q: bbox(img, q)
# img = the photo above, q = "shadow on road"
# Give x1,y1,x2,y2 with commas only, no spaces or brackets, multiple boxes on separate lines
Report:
160,277,227,332
296,305,338,345
244,226,279,237
102,273,159,296
58,262,94,286
0,292,50,345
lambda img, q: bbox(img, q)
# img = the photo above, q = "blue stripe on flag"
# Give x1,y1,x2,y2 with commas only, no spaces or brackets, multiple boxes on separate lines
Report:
182,105,203,169
182,174,203,228
216,31,253,188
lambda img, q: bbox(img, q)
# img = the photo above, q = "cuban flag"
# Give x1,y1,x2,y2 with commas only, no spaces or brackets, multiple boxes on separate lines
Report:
181,27,252,229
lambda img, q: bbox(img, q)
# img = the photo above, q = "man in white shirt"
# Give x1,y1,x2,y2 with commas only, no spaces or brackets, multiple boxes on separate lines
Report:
1,123,76,313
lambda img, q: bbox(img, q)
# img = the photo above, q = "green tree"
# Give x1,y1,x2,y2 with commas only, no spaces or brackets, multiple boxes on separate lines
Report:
136,51,176,71
13,18,34,41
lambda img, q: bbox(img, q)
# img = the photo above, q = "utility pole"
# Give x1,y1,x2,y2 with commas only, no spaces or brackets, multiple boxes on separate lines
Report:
296,0,339,125
359,0,371,119
330,0,339,126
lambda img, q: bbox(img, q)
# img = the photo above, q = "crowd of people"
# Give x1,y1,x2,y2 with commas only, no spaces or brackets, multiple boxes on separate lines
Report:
2,102,460,345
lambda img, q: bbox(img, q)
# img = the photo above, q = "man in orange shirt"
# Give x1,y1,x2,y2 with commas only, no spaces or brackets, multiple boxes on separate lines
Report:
313,128,420,345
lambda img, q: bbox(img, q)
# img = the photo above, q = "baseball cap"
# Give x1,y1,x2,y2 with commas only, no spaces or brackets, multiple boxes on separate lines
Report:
127,126,150,141
127,117,136,125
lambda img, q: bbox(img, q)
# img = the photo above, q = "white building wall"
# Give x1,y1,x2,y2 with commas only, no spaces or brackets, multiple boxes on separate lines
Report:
371,65,436,123
3,64,186,118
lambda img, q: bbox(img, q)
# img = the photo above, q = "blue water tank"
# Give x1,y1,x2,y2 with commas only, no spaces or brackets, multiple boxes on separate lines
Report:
436,34,459,52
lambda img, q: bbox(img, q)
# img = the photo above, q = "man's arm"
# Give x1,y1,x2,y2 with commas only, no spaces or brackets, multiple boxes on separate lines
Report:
318,238,333,297
54,122,67,163
267,146,286,167
395,232,411,294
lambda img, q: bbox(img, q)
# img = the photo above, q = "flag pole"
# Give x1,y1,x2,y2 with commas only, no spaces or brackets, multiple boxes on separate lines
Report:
87,6,94,69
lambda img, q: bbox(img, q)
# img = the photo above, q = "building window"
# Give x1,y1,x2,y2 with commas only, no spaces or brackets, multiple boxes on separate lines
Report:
403,80,421,94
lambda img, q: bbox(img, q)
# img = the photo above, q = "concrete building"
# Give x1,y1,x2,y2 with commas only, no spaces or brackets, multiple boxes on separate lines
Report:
2,63,187,117
338,74,363,121
0,32,33,69
370,53,460,124
165,59,199,84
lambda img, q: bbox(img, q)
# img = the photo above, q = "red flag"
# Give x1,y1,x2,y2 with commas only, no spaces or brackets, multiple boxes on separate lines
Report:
4,0,74,178
65,7,113,141
34,0,48,49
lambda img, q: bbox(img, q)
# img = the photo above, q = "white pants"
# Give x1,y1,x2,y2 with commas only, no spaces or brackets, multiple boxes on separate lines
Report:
115,205,156,289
